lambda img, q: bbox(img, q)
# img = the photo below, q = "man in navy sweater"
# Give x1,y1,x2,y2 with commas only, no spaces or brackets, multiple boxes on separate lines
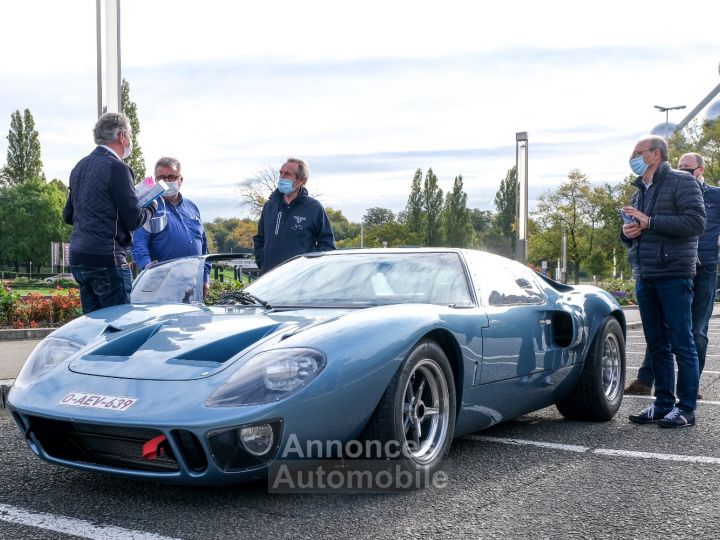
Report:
253,158,335,274
625,152,720,400
63,112,156,313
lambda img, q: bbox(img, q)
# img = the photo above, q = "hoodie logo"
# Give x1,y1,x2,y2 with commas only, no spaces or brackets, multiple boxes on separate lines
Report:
291,216,307,231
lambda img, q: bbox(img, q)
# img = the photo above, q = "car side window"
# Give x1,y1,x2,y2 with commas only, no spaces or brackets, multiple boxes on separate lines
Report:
465,252,545,306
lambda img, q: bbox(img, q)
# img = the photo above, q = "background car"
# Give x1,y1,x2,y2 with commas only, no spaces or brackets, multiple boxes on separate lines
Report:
8,249,626,486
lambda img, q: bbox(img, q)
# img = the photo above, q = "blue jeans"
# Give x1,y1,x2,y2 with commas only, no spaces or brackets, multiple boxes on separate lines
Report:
635,277,699,412
70,264,132,314
637,265,716,384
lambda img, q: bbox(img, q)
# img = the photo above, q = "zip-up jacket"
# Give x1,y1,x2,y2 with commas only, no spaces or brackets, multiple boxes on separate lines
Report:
63,146,155,267
621,161,706,280
253,187,335,273
698,181,720,266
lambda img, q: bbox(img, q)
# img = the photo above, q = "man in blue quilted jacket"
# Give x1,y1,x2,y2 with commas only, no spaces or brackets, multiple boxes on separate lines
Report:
252,158,335,274
621,136,706,428
625,152,720,400
63,112,157,313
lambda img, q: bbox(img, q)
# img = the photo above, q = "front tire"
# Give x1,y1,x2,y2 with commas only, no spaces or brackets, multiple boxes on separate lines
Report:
363,339,456,477
556,317,625,421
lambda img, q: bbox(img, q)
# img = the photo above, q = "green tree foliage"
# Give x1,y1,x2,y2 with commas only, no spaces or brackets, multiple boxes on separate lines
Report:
121,79,146,179
442,175,474,247
422,168,444,246
326,207,360,243
1,109,43,186
362,221,422,248
493,166,517,256
404,168,425,237
363,207,395,226
205,218,256,254
0,179,70,271
669,118,720,184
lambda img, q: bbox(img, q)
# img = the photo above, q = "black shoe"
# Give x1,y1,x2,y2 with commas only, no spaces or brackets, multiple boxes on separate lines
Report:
657,407,696,428
629,404,671,424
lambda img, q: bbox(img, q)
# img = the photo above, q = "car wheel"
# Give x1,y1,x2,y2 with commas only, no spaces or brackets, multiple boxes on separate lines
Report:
363,339,456,478
556,317,625,421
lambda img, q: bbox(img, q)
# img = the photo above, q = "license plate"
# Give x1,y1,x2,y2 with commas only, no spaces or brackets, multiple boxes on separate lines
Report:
58,392,138,412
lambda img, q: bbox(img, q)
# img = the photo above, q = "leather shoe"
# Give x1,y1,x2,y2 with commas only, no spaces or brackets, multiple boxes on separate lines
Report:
624,379,652,395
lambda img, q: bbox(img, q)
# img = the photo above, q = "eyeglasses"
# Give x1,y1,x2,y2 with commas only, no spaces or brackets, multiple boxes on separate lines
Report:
630,148,656,159
156,175,181,181
679,167,698,175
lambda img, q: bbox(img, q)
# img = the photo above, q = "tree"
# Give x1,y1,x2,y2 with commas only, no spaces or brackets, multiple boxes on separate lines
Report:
0,178,70,272
493,166,517,256
205,218,256,253
363,207,395,227
1,109,43,186
362,221,422,248
422,168,444,246
326,207,360,243
239,167,279,218
121,79,146,179
442,175,474,247
404,168,425,237
669,118,720,184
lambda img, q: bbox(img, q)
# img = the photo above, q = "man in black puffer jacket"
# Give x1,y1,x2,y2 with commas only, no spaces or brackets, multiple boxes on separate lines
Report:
626,152,720,398
63,112,156,313
622,136,705,428
253,158,335,274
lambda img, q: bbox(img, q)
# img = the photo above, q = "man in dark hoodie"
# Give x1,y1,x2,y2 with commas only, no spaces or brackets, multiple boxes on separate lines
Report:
63,112,156,313
253,158,335,273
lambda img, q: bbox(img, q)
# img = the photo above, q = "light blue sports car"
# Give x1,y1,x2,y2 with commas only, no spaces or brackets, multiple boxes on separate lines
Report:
8,249,626,486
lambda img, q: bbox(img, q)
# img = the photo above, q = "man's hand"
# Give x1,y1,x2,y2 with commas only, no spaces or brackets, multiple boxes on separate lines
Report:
622,206,650,236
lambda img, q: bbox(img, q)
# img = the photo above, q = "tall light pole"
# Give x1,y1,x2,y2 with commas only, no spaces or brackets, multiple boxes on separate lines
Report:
653,104,685,138
96,0,122,116
515,132,529,263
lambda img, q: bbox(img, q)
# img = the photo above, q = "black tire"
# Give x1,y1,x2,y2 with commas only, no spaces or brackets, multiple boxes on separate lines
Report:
556,317,625,421
363,339,456,478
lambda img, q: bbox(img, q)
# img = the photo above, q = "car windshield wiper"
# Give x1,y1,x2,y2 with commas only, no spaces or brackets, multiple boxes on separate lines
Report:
219,290,272,310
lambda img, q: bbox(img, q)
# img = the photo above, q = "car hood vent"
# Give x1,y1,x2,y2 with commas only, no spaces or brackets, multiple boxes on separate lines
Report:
68,313,290,381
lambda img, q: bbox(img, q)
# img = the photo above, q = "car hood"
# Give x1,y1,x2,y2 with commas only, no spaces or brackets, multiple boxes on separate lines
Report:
67,307,330,381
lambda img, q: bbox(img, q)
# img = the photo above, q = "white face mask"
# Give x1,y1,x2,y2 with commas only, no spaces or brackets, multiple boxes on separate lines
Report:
122,139,133,160
163,181,180,197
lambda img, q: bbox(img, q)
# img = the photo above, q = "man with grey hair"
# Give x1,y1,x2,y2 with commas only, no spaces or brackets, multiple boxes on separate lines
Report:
253,157,335,273
131,156,210,297
63,112,157,313
626,151,720,399
621,135,705,427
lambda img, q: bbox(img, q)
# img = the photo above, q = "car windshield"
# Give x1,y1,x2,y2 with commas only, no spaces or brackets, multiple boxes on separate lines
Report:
244,252,474,308
131,258,204,304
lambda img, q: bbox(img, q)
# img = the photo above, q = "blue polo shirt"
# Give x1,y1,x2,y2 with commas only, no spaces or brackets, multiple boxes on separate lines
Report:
131,195,209,281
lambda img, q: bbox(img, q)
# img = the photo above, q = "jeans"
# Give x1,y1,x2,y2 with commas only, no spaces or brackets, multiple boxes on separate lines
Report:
637,265,716,384
635,277,699,412
70,264,133,314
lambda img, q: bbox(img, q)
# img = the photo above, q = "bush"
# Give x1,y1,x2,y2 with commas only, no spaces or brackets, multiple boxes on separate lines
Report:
205,279,245,306
602,277,636,306
2,288,81,328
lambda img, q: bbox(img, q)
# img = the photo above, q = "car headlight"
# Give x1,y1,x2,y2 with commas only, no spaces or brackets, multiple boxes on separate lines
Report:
13,337,84,390
206,348,325,407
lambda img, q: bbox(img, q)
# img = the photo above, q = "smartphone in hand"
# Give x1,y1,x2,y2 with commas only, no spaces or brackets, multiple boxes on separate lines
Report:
620,209,638,224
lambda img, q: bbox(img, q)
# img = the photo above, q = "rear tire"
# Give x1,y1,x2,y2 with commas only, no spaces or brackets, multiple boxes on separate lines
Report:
556,317,625,421
363,339,456,479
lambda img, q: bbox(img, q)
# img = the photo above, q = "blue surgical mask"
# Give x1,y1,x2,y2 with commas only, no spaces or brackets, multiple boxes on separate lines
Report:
629,155,648,176
278,179,296,194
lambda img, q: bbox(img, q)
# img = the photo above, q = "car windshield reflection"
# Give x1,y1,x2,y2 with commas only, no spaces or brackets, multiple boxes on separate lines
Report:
244,252,474,308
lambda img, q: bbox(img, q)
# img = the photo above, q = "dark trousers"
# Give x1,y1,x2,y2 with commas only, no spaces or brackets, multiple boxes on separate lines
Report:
70,264,132,314
637,265,716,385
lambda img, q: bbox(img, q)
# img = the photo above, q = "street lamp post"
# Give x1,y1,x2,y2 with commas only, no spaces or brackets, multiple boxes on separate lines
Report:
653,104,686,138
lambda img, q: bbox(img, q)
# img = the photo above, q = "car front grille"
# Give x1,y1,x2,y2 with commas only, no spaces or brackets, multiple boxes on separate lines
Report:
26,415,181,472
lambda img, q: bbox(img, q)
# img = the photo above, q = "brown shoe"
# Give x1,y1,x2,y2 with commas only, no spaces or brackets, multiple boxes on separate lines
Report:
697,393,704,400
624,379,652,395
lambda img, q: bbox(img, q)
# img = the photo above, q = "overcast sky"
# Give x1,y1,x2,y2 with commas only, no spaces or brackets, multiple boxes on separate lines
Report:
1,0,719,222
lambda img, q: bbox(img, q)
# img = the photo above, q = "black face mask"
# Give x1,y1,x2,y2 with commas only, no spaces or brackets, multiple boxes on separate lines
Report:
679,167,697,175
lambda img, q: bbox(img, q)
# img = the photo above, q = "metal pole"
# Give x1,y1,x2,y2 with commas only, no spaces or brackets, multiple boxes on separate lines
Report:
676,82,720,132
515,132,529,263
104,0,121,113
562,230,568,284
360,222,364,248
96,0,103,117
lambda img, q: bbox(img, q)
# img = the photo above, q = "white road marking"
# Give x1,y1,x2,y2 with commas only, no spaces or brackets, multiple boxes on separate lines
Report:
0,503,181,540
470,436,720,465
623,394,720,406
626,366,720,375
